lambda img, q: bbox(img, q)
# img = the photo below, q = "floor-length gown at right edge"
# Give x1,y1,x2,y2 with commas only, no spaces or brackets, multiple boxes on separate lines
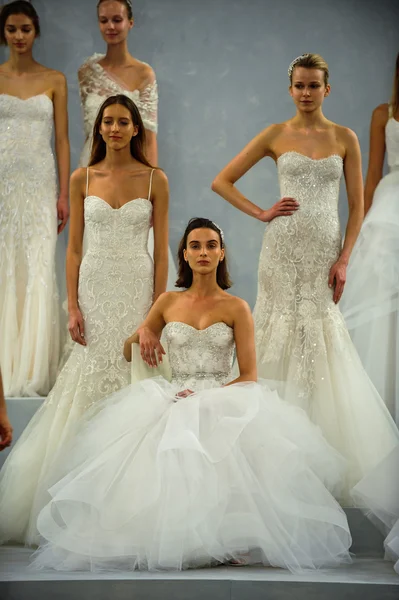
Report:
252,151,399,502
341,105,399,424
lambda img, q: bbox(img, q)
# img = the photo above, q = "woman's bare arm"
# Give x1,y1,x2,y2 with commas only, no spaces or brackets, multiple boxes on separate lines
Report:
53,72,70,233
364,104,388,215
225,299,257,386
145,130,157,166
151,170,170,301
66,169,85,312
341,128,364,264
123,292,170,362
211,124,298,222
328,128,364,304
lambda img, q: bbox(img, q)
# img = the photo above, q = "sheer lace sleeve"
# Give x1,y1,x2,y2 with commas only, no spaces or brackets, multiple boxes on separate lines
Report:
138,68,158,134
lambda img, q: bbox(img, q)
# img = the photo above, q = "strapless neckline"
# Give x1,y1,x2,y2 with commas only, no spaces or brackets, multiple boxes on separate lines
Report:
85,195,152,211
277,151,344,164
0,93,52,104
164,321,232,333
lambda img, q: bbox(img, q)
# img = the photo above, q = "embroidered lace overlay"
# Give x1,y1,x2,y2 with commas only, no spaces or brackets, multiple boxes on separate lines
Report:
0,94,60,396
254,152,351,401
78,53,158,166
164,322,235,390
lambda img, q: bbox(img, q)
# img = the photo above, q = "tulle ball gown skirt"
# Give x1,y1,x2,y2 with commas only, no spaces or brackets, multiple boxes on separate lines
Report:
32,378,352,573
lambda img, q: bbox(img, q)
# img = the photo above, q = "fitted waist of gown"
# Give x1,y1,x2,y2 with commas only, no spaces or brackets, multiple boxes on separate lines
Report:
171,371,231,391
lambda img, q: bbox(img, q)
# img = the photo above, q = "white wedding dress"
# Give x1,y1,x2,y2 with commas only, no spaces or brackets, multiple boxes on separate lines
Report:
341,105,399,424
0,169,154,546
253,151,399,502
78,53,177,289
33,321,352,573
0,94,60,397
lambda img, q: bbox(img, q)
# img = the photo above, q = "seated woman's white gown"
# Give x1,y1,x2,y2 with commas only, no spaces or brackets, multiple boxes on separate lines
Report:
341,104,399,424
33,322,351,573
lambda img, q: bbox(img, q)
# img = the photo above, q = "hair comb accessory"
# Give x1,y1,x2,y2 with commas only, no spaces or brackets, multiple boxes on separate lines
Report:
212,221,225,246
288,54,310,78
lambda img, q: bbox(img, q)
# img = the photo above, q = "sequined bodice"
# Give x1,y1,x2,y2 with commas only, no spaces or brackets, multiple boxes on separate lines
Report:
386,112,399,171
164,322,235,390
83,197,152,258
0,94,53,161
277,151,343,235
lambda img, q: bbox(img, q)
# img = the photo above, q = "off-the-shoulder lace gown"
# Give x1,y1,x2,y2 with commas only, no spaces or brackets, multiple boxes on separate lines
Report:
253,151,399,500
0,94,60,397
33,321,351,572
0,169,154,546
78,53,177,288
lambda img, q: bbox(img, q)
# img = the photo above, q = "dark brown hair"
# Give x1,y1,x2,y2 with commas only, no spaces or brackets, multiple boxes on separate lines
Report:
97,0,133,20
0,0,40,45
89,94,153,167
176,218,232,290
391,52,399,115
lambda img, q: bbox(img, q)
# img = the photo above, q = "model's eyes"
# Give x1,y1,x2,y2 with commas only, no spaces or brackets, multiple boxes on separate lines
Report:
294,83,321,89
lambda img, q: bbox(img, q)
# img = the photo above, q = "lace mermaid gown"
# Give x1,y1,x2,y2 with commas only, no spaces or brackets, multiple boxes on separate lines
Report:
0,94,60,397
78,53,177,288
0,169,154,546
341,105,399,424
33,321,352,573
253,151,399,501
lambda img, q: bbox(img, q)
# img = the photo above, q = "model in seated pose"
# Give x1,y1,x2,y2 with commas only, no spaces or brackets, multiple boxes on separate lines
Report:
33,218,351,573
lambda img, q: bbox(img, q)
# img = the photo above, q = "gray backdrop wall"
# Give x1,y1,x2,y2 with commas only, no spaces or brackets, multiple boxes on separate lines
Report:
1,0,398,307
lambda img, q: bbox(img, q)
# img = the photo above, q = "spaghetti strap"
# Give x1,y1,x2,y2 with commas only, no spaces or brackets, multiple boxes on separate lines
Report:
388,104,393,119
148,169,155,201
86,167,90,198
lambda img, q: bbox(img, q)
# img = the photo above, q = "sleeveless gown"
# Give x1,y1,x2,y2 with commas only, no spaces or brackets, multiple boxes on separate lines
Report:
32,322,352,573
78,53,177,289
341,105,399,424
252,151,399,501
0,170,154,546
0,94,60,397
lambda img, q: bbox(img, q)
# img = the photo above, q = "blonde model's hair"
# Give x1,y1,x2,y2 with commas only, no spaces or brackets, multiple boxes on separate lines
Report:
288,53,329,86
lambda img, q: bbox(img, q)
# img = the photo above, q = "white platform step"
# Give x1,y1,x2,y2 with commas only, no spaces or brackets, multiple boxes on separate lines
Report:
0,547,397,600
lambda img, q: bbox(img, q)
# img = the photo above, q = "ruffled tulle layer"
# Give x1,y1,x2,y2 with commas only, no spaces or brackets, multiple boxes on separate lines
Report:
352,445,399,574
254,309,399,502
32,378,351,573
341,170,399,422
0,344,130,547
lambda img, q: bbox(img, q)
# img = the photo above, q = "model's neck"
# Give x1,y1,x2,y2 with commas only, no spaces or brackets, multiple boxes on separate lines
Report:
189,275,221,298
103,42,131,66
102,147,137,169
292,108,326,130
8,51,36,74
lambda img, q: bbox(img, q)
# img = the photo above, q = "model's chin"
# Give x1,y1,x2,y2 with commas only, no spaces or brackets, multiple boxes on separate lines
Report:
103,34,125,44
